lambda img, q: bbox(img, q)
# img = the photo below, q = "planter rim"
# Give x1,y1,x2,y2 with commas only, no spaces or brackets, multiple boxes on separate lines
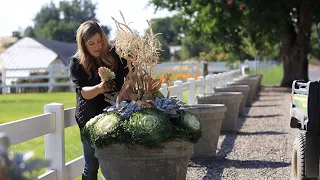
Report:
227,81,250,85
198,92,242,97
214,86,250,90
94,140,194,159
181,104,227,112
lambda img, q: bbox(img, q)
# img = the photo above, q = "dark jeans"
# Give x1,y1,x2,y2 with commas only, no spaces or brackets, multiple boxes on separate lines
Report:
81,135,99,180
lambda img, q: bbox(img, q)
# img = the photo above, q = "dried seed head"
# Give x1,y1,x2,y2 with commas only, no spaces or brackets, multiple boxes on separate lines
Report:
98,67,115,81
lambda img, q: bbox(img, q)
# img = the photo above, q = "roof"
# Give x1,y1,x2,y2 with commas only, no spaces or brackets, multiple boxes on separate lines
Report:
33,38,77,65
0,37,77,70
0,37,58,70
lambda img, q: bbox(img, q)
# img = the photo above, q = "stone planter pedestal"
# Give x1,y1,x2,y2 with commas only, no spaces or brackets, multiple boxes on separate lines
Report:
226,81,253,106
236,74,262,95
197,92,243,132
182,104,227,159
95,141,194,180
213,85,250,116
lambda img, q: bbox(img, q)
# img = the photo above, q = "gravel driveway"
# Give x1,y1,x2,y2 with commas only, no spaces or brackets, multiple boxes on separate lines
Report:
187,86,298,180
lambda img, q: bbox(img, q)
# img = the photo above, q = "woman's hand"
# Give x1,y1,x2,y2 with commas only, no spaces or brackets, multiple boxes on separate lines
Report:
100,80,115,93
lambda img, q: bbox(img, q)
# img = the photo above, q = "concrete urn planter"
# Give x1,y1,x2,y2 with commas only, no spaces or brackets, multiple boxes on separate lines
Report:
181,104,227,159
213,85,250,116
95,141,194,180
227,80,254,106
233,76,260,100
244,74,263,92
197,92,243,132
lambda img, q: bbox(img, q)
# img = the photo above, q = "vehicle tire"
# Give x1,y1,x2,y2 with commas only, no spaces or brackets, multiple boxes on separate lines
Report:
291,132,310,180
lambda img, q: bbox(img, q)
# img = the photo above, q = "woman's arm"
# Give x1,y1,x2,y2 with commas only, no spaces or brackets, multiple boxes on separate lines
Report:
70,57,107,100
81,82,104,100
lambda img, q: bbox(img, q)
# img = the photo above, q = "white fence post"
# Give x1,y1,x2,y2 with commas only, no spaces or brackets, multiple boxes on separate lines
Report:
44,103,66,180
197,76,205,94
215,74,222,87
159,83,168,98
211,74,218,89
48,67,53,92
205,74,213,94
187,78,195,105
1,69,6,94
173,80,183,101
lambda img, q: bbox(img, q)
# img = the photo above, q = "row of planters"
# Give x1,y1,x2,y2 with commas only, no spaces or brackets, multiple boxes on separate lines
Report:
192,74,262,160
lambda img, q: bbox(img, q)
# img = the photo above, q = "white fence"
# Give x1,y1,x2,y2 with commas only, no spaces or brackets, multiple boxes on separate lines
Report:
242,59,279,73
1,61,260,94
0,68,244,180
0,66,72,94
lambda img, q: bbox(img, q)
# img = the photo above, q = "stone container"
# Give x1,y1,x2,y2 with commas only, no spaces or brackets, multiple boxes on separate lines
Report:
197,92,243,132
213,85,250,116
95,141,194,180
236,74,262,95
182,104,227,159
226,81,253,106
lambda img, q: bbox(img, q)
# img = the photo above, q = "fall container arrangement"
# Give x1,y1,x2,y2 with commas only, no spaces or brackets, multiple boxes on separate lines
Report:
81,13,202,180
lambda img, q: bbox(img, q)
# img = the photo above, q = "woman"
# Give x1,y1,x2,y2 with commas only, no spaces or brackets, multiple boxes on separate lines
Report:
69,20,128,180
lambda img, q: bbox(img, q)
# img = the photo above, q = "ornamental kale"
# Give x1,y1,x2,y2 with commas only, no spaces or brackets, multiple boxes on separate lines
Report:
170,110,202,143
0,133,50,180
124,108,173,148
84,97,202,149
82,111,128,149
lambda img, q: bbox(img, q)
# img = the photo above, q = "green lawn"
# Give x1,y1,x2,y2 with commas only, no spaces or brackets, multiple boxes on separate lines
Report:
0,92,85,179
252,65,283,85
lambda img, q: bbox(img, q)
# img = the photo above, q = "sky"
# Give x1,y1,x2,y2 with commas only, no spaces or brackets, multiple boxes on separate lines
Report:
0,0,175,39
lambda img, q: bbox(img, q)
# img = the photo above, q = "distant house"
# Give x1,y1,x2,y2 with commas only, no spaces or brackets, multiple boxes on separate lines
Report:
0,37,77,77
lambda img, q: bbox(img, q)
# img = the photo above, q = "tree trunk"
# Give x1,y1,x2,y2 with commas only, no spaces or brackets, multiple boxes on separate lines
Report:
280,3,312,87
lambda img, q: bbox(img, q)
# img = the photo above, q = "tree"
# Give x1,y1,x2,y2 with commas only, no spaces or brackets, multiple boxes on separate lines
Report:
149,0,320,87
149,16,184,61
179,36,211,60
309,23,320,61
23,26,35,37
28,0,111,42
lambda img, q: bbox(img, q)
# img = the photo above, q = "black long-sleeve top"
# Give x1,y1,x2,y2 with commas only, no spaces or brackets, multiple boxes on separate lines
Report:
69,47,128,129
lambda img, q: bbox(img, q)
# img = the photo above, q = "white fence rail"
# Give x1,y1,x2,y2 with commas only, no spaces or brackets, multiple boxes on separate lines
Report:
0,68,244,180
0,60,269,94
0,66,72,94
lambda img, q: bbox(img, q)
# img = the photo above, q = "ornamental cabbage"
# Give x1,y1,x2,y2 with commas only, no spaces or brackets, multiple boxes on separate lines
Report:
83,111,126,149
171,110,202,143
125,108,173,148
82,113,105,143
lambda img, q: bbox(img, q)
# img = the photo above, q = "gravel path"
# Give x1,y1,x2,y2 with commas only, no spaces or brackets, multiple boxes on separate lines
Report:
187,86,299,180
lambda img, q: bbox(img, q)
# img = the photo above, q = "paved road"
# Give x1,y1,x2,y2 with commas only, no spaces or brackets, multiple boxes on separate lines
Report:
309,67,320,81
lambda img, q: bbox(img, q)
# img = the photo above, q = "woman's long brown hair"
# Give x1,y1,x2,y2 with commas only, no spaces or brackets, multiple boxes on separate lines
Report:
75,20,117,78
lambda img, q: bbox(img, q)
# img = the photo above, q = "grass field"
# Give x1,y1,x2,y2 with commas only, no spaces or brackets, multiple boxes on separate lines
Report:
0,65,283,178
0,92,85,178
253,65,283,85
